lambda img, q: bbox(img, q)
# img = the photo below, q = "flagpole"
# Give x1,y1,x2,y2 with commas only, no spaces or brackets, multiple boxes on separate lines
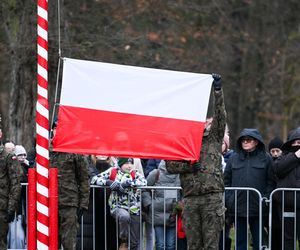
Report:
36,0,50,248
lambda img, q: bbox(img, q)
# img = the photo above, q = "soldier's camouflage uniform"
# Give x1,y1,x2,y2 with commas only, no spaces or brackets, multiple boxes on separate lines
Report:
166,89,226,250
50,151,90,250
0,147,21,250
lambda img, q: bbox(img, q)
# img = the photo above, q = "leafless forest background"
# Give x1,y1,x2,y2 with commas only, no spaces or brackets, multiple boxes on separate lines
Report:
0,0,299,152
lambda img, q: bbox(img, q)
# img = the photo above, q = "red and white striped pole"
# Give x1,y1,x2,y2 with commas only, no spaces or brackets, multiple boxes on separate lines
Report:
36,0,49,248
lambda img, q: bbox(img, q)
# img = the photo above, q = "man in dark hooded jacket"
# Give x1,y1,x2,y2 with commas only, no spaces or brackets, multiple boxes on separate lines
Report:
273,127,300,250
224,128,274,250
166,73,226,250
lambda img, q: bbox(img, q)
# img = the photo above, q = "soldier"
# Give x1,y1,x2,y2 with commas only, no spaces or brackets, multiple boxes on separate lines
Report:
0,141,21,249
166,74,226,250
50,120,90,250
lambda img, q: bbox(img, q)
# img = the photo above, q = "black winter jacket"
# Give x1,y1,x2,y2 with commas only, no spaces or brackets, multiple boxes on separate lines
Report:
273,128,300,209
224,128,275,217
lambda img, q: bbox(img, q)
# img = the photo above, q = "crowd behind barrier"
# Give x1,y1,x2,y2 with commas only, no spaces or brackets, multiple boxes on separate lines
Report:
7,184,300,250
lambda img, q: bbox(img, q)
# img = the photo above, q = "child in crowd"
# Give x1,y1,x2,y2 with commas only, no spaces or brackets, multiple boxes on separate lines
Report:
91,158,147,250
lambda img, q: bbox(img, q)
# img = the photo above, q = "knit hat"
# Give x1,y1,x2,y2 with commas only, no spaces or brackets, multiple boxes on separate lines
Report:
15,145,27,156
268,136,283,151
118,158,134,168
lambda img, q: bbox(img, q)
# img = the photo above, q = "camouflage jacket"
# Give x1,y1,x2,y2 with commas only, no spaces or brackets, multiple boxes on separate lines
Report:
50,152,90,209
0,150,21,211
166,90,226,197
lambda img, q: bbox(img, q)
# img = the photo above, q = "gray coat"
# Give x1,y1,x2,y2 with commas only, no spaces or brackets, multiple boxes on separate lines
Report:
142,160,181,226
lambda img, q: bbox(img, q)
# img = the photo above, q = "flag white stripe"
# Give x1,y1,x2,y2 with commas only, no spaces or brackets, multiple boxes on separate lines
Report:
61,58,212,122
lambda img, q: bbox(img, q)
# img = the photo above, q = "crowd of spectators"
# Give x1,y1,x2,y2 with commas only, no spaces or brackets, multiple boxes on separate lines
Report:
0,71,299,250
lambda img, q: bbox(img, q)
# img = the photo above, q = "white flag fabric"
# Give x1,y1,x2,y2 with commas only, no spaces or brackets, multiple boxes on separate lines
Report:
53,58,212,161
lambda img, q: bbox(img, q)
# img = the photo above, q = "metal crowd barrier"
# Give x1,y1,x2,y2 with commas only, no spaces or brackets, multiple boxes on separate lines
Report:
9,185,300,250
268,188,300,250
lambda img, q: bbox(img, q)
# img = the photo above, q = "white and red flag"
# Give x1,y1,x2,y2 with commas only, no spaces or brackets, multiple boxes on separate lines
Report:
53,58,212,161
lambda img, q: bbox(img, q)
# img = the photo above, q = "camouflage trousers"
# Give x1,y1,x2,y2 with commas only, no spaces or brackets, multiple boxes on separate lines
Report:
59,206,79,250
0,211,8,250
182,192,225,250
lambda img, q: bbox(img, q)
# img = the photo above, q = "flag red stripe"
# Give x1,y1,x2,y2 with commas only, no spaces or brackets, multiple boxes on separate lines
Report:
53,106,204,161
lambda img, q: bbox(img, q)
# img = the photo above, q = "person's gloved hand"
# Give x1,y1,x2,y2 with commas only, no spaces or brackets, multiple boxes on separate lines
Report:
77,208,86,223
6,210,15,223
109,181,120,191
90,175,100,185
212,73,222,91
105,179,113,186
119,180,131,193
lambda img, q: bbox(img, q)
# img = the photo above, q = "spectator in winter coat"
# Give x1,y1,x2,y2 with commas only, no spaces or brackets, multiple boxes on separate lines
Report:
166,74,226,250
7,145,29,249
224,128,275,250
273,127,300,250
91,158,147,250
144,159,161,177
268,136,283,160
0,141,20,249
143,160,181,250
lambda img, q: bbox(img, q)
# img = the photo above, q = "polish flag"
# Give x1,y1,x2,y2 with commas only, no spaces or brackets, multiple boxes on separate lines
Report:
53,58,212,161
